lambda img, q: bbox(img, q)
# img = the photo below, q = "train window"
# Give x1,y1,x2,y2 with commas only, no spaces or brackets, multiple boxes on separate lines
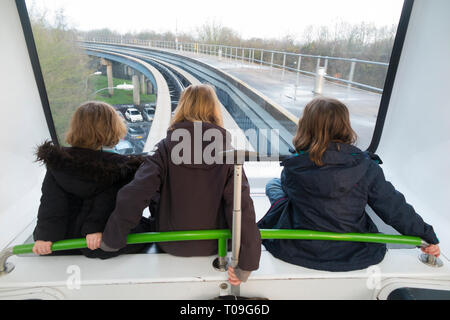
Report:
23,0,405,157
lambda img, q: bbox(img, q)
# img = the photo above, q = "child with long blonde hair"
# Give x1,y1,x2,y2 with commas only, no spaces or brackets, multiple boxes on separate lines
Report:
100,85,261,284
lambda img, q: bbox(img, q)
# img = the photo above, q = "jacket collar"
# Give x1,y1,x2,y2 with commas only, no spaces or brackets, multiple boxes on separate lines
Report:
35,141,144,184
283,142,363,167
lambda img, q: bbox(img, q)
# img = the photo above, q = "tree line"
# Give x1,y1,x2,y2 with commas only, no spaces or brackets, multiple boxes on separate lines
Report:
30,8,95,142
81,21,397,89
27,6,397,144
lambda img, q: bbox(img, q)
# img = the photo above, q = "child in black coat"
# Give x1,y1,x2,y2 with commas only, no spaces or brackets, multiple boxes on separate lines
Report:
33,101,148,258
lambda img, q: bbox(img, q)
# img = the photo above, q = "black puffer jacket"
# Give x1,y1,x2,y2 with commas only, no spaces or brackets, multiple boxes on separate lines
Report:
258,142,439,271
33,141,146,258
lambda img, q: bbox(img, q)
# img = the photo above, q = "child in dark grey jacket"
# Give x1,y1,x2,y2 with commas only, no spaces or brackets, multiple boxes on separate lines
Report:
100,85,261,284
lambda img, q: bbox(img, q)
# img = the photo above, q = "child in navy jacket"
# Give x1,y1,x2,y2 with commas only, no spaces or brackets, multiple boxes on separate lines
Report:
258,97,440,271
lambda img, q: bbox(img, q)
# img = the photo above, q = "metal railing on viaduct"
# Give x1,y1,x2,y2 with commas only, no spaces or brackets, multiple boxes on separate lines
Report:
82,37,389,93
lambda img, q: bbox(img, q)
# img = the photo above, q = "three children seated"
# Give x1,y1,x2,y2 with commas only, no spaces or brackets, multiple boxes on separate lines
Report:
32,84,440,284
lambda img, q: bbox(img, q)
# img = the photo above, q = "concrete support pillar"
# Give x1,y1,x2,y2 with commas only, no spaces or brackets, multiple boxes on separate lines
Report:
140,74,146,94
146,81,154,95
107,64,114,95
101,58,114,95
132,75,140,106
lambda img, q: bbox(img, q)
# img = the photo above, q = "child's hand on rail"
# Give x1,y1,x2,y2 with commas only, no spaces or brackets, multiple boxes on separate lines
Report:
32,240,52,255
228,266,242,286
421,244,440,257
86,232,102,250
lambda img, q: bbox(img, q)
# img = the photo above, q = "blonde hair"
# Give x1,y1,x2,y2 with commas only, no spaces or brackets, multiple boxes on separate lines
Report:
66,101,127,150
170,84,224,128
293,97,357,166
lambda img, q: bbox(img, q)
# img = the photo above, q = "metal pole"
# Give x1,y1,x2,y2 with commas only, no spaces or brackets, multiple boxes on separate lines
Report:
295,55,302,101
296,55,302,83
282,53,286,80
348,59,356,89
260,50,264,67
324,57,329,74
270,52,274,70
313,67,326,94
231,164,243,296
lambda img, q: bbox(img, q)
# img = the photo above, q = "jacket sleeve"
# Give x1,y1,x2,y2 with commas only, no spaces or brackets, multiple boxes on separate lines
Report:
223,166,262,273
367,163,439,244
80,185,119,236
101,144,165,249
33,171,70,242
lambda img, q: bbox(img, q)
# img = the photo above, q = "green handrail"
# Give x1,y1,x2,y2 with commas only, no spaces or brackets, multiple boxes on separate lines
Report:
11,229,423,257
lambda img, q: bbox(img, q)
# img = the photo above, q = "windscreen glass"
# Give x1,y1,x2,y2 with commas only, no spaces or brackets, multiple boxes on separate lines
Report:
25,0,404,157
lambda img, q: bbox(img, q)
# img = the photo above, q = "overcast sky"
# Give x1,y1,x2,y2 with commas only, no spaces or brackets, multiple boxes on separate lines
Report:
27,0,404,40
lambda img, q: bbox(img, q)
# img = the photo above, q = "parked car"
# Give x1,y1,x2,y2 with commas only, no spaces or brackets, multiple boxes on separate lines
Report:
126,126,147,140
124,108,143,122
114,140,135,155
142,107,155,121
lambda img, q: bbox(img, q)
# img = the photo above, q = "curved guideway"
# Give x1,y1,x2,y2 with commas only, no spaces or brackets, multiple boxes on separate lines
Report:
84,44,254,152
82,42,296,158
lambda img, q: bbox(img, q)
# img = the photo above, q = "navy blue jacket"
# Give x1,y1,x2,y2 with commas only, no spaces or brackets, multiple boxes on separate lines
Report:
258,143,438,272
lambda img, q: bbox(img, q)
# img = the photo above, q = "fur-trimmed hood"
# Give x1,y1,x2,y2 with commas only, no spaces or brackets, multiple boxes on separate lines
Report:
36,141,144,196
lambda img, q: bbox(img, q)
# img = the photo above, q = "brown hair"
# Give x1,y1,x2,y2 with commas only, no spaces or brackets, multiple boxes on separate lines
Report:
170,84,224,128
293,97,357,166
66,101,127,150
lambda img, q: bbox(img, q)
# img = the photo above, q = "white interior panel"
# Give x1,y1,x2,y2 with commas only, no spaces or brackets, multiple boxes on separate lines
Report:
376,0,450,255
0,0,50,250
